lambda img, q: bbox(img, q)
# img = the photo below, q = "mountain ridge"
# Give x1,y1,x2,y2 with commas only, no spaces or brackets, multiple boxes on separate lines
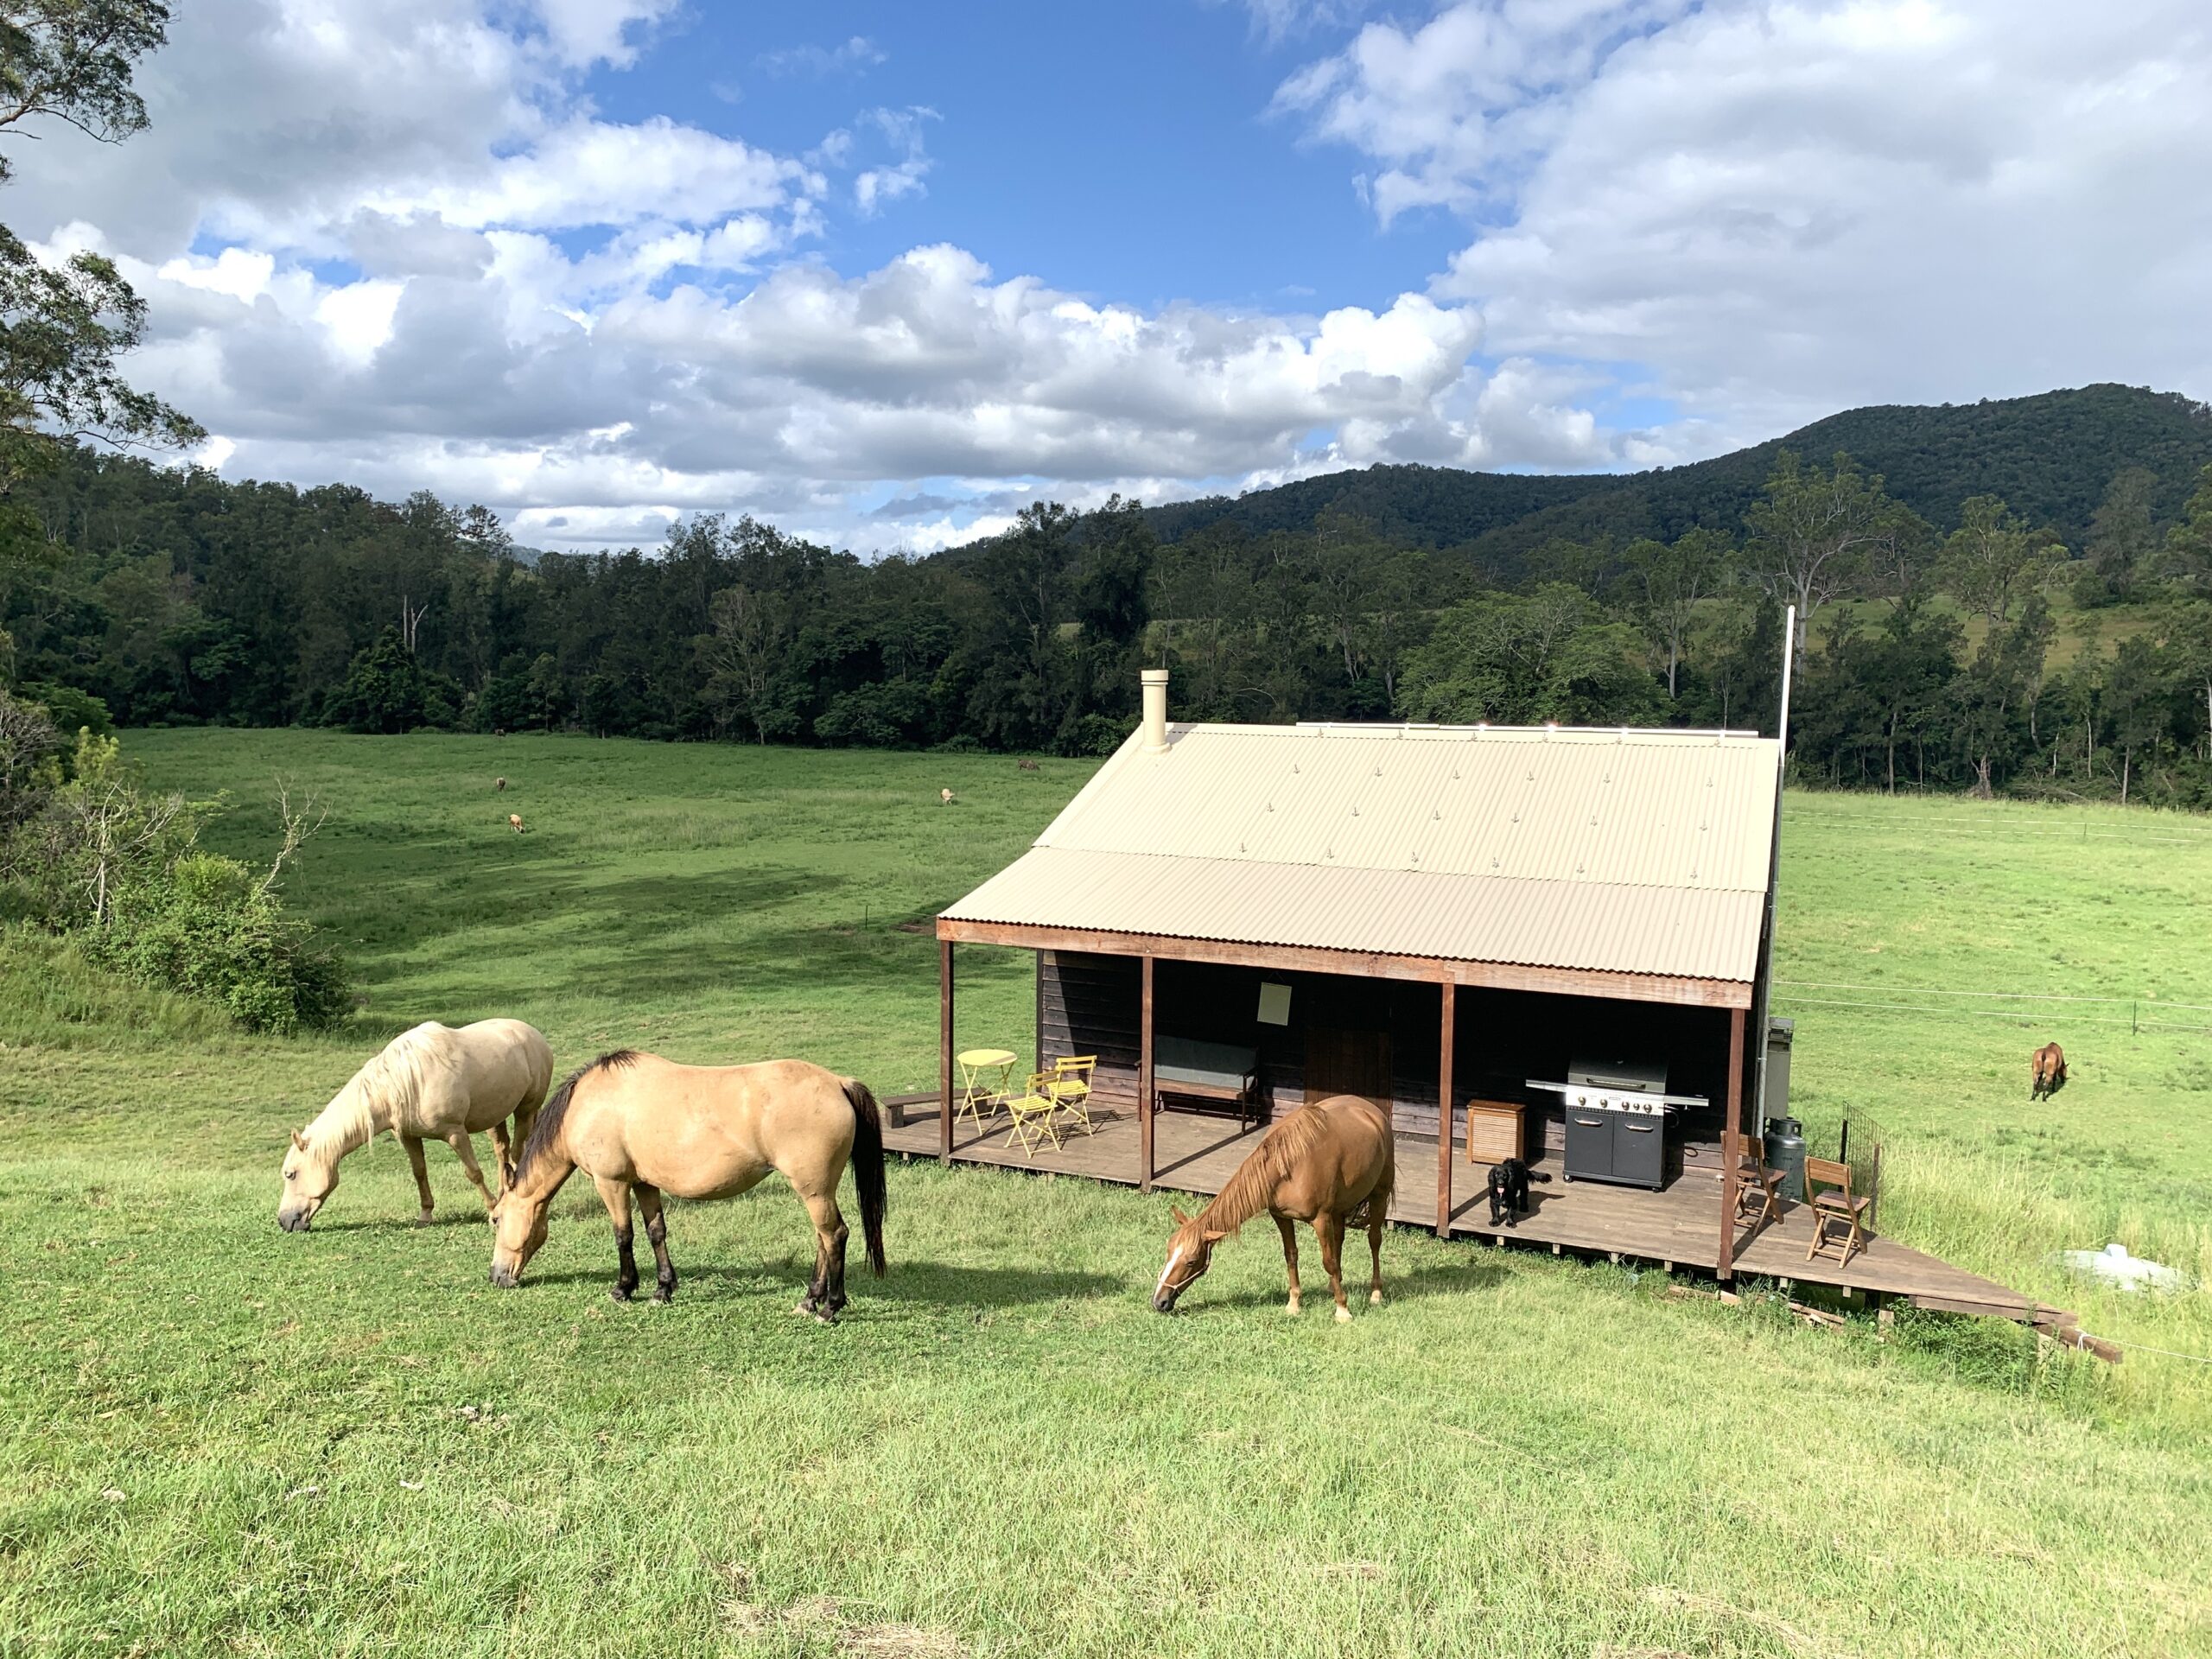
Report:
1138,384,2212,569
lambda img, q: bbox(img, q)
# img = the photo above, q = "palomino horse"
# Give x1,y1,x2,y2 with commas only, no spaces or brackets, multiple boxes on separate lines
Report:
1152,1095,1394,1320
278,1018,553,1231
488,1051,887,1320
2031,1041,2067,1100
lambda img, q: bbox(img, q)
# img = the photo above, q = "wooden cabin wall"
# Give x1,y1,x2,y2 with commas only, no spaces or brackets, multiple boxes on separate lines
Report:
1039,950,1739,1175
1453,990,1736,1175
1036,950,1142,1107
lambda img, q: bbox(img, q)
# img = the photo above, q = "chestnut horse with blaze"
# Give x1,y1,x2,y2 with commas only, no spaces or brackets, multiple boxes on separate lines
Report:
1152,1095,1394,1319
489,1051,886,1320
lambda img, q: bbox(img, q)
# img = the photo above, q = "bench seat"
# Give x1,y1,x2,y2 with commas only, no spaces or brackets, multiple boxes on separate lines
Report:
1154,1036,1261,1126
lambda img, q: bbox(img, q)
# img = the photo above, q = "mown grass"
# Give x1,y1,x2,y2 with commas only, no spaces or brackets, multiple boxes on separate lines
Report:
0,729,2207,1658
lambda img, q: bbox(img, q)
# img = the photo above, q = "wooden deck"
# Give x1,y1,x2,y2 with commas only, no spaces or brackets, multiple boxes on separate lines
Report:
881,1101,2059,1324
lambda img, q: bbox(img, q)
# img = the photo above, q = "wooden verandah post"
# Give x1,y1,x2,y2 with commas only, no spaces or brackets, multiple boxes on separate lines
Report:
1718,1005,1745,1279
938,938,954,1165
1435,979,1455,1235
1138,954,1155,1193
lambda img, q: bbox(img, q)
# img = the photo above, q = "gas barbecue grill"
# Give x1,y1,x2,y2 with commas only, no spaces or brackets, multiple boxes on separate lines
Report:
1525,1058,1708,1191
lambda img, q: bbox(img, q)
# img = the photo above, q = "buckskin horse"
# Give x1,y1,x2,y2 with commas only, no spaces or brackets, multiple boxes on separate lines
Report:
1151,1094,1394,1320
2031,1041,2067,1100
488,1050,887,1320
277,1018,553,1232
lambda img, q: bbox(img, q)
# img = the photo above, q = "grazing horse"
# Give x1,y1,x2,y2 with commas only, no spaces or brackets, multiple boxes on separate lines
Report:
278,1019,553,1231
488,1051,887,1320
1151,1095,1393,1320
495,776,507,791
2032,1041,2067,1100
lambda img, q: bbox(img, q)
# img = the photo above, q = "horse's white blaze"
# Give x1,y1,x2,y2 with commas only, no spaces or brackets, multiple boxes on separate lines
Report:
1156,1243,1186,1299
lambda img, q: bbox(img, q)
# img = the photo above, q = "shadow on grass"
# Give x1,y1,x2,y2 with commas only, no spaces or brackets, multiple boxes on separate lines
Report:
291,1211,495,1235
1170,1258,1508,1316
518,1259,1122,1308
327,857,991,1017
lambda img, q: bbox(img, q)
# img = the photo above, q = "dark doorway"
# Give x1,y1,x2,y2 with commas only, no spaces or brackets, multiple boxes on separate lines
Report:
1305,1027,1393,1119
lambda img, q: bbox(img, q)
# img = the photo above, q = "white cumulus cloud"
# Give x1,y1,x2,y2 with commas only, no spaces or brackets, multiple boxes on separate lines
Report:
1281,0,2212,440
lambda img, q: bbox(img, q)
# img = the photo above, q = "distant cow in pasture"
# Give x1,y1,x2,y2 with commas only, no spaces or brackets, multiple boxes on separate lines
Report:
2031,1041,2067,1099
509,813,527,834
1018,759,1039,772
495,777,507,791
940,789,956,806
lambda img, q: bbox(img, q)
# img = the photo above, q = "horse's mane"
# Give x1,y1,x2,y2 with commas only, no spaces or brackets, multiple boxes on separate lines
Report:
1196,1104,1338,1236
310,1023,443,1151
512,1049,639,1185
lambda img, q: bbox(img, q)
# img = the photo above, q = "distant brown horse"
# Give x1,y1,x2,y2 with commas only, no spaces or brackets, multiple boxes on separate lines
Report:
489,1051,887,1319
2032,1041,2067,1099
1151,1095,1394,1320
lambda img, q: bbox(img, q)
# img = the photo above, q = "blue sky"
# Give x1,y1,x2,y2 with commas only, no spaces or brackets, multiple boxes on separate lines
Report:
590,2,1469,313
19,1,2211,554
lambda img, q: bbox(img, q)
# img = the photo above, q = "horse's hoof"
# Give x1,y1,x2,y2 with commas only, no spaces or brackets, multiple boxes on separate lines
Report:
652,1287,673,1306
1334,1306,1353,1323
1283,1302,1301,1316
609,1287,633,1304
1369,1290,1384,1305
413,1211,433,1229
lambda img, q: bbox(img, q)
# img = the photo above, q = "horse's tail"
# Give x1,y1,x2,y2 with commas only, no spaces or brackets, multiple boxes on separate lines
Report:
843,1078,887,1277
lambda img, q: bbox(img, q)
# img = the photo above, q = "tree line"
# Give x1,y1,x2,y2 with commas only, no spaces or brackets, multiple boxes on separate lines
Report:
9,441,2212,804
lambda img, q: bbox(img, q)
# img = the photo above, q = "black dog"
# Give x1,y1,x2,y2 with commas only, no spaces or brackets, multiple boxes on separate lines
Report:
1486,1157,1548,1225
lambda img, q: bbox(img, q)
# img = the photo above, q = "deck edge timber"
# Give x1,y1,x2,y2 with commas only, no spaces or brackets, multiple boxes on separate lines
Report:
874,1103,2090,1349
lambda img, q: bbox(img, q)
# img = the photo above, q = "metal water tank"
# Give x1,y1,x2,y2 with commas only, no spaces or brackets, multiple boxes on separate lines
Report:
1763,1115,1807,1204
1762,1016,1795,1127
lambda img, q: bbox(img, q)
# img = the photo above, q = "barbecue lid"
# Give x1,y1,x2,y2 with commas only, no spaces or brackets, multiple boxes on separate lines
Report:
1567,1054,1669,1094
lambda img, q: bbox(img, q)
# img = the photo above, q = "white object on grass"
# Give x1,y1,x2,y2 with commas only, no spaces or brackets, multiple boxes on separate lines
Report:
2052,1242,2188,1294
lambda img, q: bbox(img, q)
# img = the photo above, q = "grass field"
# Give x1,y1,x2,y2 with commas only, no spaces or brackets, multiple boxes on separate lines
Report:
1,729,2208,1658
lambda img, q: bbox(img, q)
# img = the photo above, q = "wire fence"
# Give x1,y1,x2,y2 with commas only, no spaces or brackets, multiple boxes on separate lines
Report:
1783,812,2212,847
1770,978,2212,1034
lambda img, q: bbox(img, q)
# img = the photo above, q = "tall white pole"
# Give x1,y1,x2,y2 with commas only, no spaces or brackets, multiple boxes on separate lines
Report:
1752,603,1796,1139
1777,604,1796,760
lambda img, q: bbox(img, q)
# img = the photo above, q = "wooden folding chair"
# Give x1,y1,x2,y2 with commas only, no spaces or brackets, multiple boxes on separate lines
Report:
1734,1129,1784,1228
1804,1155,1871,1266
1046,1054,1097,1136
1002,1072,1065,1156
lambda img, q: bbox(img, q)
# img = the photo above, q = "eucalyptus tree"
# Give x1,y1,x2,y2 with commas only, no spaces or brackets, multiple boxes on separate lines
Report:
0,2,200,509
1624,526,1732,699
1744,451,1918,671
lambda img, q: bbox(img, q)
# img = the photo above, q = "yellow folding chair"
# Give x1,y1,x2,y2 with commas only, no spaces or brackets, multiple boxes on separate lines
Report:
1046,1054,1098,1136
955,1047,1019,1136
1002,1071,1064,1156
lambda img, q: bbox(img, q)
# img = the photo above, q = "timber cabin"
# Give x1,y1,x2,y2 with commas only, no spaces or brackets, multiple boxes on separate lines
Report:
886,670,2082,1329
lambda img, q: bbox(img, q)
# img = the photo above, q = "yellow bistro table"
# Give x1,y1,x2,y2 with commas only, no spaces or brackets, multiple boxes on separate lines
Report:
957,1047,1019,1133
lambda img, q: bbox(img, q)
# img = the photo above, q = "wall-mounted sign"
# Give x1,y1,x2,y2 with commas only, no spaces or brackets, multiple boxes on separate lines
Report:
1256,982,1293,1026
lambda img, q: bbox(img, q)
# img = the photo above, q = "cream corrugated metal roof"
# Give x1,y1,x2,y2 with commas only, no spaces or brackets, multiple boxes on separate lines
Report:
944,721,1780,983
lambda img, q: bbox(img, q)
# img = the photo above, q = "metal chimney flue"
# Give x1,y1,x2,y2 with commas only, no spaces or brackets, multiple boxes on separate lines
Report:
1141,668,1170,753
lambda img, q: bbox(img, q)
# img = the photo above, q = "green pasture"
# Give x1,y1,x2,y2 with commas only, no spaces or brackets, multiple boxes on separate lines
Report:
0,729,2207,1658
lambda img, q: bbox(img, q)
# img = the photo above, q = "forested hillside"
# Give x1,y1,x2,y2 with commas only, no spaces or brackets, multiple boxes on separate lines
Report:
6,384,2212,808
1148,384,2212,579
